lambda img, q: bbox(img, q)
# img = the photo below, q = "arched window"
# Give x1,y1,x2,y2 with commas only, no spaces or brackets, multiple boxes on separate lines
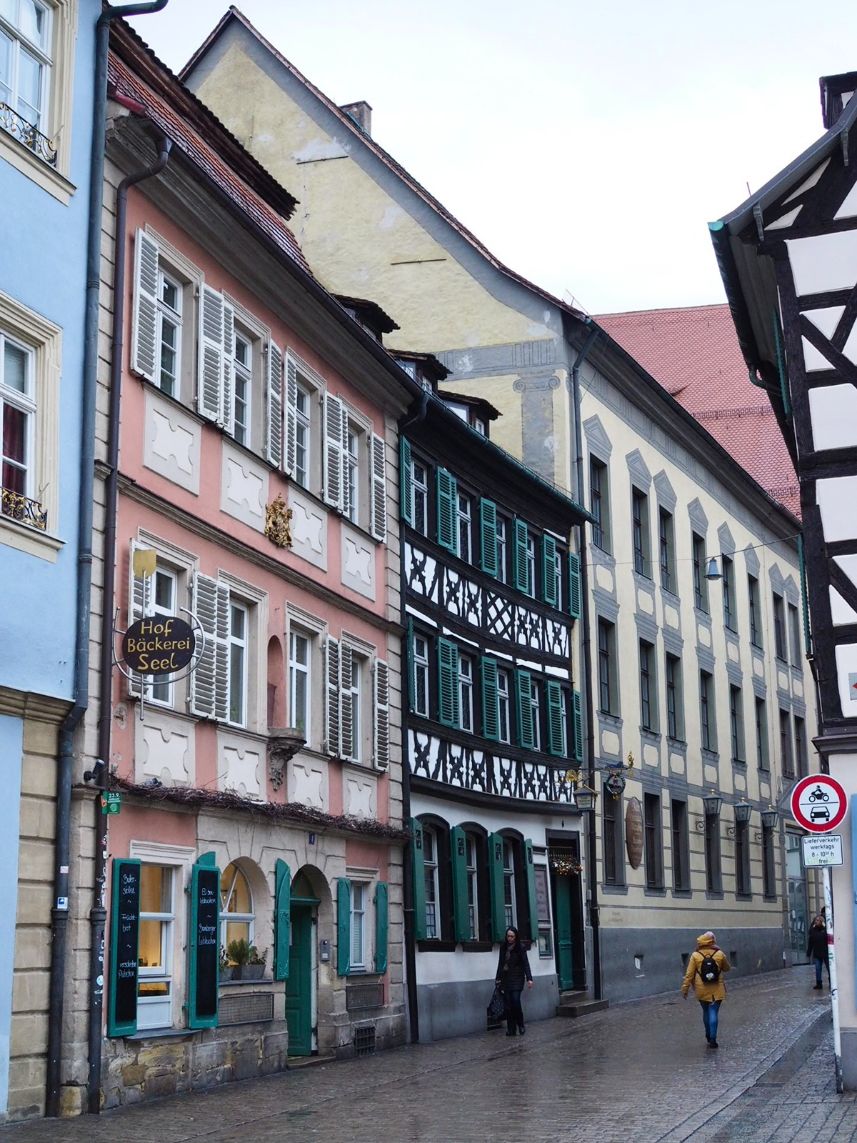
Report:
220,862,254,954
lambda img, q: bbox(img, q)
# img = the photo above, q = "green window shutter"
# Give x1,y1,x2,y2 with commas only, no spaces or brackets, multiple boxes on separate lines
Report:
274,859,291,981
336,878,351,976
513,518,530,593
374,882,389,974
568,551,581,618
437,637,460,727
572,690,584,762
436,467,458,553
516,669,535,749
480,499,498,576
107,857,141,1037
450,826,470,942
524,839,538,942
411,819,427,942
400,437,413,526
546,680,565,756
187,851,220,1030
488,833,506,943
480,656,500,741
542,535,558,606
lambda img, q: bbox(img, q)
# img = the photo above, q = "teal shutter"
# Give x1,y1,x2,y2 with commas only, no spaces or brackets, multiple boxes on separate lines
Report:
513,518,530,593
187,851,220,1030
450,826,470,942
572,690,584,762
400,437,413,525
107,857,141,1037
542,535,558,606
568,551,581,618
411,819,427,941
437,638,460,727
436,467,458,553
374,882,389,974
488,833,506,943
274,859,291,981
481,656,500,741
516,669,535,749
524,840,538,941
480,499,498,576
336,878,351,976
546,680,565,756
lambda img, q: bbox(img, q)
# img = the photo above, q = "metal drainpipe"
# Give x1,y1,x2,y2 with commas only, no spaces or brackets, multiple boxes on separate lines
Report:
87,132,173,1116
569,322,602,1000
44,0,169,1119
398,391,429,1043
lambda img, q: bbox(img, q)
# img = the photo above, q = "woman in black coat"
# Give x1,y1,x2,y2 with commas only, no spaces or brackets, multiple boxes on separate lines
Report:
495,926,533,1036
807,914,830,989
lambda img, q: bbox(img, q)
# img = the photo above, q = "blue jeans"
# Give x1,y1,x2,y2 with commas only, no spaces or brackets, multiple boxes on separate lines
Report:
700,1000,721,1042
814,957,830,986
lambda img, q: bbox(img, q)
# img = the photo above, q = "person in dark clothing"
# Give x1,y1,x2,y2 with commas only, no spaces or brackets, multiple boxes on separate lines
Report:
495,926,533,1036
807,914,830,989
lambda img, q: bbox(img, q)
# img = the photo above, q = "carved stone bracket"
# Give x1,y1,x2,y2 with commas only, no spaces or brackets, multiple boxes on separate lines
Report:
267,727,306,790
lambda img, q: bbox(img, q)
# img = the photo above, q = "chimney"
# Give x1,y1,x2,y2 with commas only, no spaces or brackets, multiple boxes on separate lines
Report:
340,101,372,136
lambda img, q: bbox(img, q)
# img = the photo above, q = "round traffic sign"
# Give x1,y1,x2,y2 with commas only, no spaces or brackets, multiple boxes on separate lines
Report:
790,774,848,833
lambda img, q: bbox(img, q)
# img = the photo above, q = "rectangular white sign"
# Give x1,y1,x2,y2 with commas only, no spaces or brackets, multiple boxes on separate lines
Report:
802,834,843,867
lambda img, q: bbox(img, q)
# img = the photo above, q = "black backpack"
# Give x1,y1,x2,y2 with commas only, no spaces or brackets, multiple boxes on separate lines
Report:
698,951,721,984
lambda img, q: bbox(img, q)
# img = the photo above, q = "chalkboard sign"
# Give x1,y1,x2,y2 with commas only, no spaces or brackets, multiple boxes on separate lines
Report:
187,854,220,1029
108,858,141,1037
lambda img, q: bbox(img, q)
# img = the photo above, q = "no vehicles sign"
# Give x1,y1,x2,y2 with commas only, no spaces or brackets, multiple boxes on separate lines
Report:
790,775,848,833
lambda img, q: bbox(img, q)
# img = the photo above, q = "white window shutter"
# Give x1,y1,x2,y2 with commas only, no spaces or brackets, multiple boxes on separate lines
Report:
221,301,235,436
126,539,151,699
373,658,390,771
266,341,284,468
284,356,298,476
130,229,159,382
323,392,345,510
340,641,354,760
197,285,224,423
340,408,352,520
190,573,230,719
325,635,340,756
370,432,387,543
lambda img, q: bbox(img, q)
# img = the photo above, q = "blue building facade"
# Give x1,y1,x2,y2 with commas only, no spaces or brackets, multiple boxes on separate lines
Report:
0,0,98,1121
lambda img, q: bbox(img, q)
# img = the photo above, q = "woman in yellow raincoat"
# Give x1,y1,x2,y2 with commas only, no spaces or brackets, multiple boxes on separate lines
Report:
681,930,731,1048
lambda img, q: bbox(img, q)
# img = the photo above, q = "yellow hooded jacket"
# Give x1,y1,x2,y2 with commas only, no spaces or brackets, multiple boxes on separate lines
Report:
681,932,731,1003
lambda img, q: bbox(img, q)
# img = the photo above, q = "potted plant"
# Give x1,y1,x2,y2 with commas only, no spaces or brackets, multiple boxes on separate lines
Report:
244,945,267,981
227,937,251,981
219,945,233,983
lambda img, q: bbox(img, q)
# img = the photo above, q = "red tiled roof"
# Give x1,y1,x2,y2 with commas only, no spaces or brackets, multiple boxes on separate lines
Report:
596,304,800,518
107,53,310,276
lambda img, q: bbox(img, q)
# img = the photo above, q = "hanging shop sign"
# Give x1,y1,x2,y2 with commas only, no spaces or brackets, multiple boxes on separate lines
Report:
625,797,644,869
121,616,196,675
604,771,626,799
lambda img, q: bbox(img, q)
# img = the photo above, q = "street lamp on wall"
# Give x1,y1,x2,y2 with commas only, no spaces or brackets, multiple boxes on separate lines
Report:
734,800,753,824
703,793,723,818
760,808,779,830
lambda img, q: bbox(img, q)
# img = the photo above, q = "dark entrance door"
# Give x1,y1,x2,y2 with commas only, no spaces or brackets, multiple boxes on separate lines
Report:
549,833,586,991
286,902,313,1055
554,872,574,990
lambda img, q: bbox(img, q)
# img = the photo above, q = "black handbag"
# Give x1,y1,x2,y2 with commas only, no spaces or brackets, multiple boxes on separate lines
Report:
487,985,505,1022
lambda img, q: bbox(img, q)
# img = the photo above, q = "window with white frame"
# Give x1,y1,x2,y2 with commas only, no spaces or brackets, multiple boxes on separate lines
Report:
231,328,252,446
156,269,182,399
423,828,439,939
412,632,429,717
0,1,51,133
412,457,428,536
502,840,517,929
227,600,248,727
457,492,473,564
220,862,254,952
465,833,479,940
0,292,59,549
525,532,536,598
458,653,474,732
288,629,311,738
529,678,541,751
349,653,363,761
497,668,511,743
349,881,367,969
346,423,360,524
188,572,262,730
496,515,508,583
137,863,175,1031
293,382,311,488
146,566,178,706
326,634,388,767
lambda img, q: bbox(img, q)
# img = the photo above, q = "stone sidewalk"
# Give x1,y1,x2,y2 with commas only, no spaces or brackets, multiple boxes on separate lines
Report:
1,969,854,1142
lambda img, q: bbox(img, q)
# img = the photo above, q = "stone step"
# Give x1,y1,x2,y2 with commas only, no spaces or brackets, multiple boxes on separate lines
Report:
556,992,609,1018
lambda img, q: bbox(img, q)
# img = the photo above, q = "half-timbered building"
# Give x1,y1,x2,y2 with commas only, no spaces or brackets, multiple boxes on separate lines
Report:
399,363,590,1040
713,67,857,1088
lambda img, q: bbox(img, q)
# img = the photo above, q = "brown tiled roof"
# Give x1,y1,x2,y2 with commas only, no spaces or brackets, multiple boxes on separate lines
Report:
596,304,801,517
109,25,309,274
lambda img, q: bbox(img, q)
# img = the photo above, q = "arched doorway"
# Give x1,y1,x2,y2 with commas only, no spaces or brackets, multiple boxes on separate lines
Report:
287,869,321,1056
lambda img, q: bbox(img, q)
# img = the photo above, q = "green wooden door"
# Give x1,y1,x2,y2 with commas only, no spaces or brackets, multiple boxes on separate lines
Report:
553,873,574,992
285,904,313,1055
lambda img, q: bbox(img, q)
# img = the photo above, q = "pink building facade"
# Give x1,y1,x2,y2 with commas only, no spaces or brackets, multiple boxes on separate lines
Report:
58,23,418,1113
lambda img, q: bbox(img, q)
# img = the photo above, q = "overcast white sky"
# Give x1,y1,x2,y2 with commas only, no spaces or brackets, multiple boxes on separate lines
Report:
129,0,857,314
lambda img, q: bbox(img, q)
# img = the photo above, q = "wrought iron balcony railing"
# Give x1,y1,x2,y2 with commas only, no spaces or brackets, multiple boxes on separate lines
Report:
0,103,57,167
1,487,48,530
